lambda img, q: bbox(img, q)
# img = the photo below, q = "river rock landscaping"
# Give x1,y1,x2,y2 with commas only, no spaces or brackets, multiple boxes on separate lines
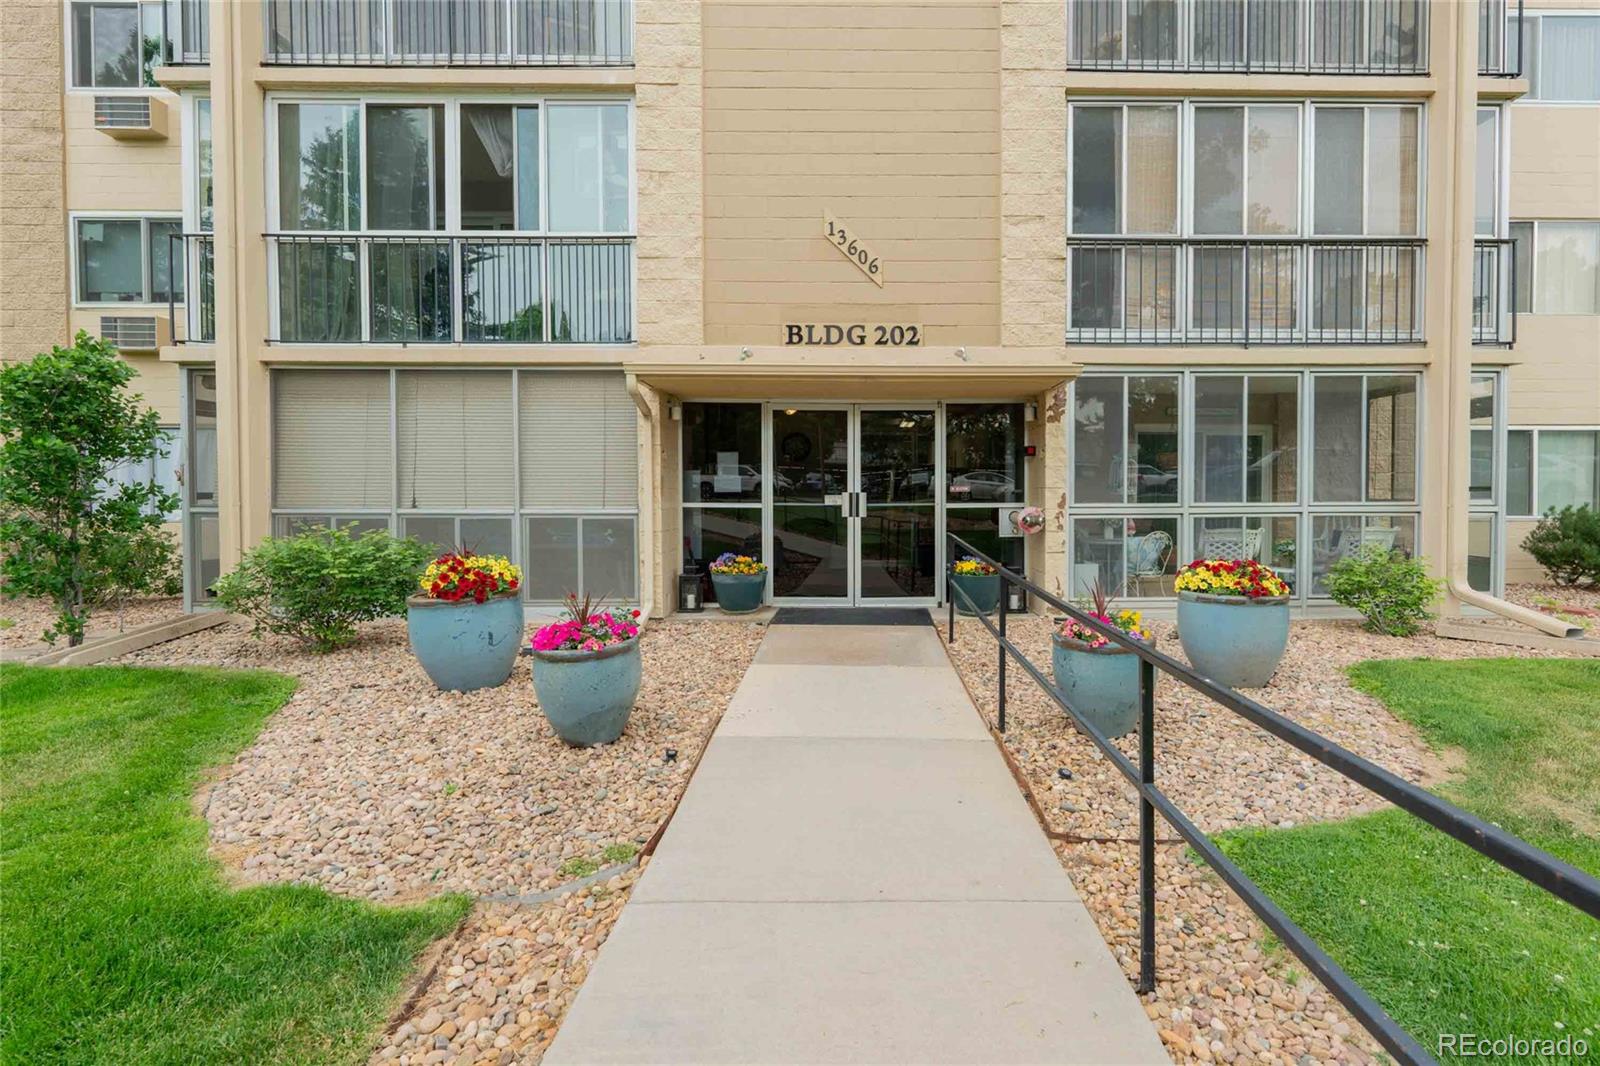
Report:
943,612,1589,1066
117,614,765,1064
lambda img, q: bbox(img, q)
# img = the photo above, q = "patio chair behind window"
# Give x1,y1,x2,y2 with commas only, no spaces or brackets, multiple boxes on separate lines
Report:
1197,526,1264,561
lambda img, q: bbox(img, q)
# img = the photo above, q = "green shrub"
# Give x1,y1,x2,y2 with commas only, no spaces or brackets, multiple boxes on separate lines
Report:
213,525,429,652
1325,545,1443,637
1521,505,1600,588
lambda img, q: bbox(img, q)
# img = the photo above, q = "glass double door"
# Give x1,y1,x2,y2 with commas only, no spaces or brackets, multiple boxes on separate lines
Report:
768,405,939,605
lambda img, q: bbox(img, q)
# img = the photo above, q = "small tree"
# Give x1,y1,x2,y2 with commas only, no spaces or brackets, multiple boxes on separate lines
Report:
1521,505,1600,588
1325,545,1443,637
0,332,180,645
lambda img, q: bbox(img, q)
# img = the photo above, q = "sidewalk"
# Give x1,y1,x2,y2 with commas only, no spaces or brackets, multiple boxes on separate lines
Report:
545,622,1167,1065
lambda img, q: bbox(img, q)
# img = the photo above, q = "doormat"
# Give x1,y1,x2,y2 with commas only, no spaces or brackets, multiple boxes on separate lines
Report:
770,607,933,627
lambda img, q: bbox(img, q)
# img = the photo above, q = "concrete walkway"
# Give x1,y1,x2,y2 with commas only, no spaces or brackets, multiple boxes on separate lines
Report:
546,623,1167,1065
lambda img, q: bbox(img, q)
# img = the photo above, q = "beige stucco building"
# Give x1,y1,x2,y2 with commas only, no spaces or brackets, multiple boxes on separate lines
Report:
2,0,1596,619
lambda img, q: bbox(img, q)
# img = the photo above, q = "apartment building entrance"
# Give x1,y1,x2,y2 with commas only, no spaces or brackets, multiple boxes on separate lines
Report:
767,405,941,606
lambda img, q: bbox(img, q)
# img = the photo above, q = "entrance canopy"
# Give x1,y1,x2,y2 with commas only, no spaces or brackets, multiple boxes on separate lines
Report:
626,346,1078,402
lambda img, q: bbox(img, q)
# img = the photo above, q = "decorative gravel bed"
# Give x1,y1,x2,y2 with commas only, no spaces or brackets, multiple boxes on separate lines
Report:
118,615,766,1065
943,614,1586,1066
0,595,184,654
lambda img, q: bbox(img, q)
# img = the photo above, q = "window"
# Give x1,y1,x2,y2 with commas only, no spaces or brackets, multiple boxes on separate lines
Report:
1474,108,1503,238
1070,370,1420,601
105,426,180,517
194,97,214,231
271,368,639,602
1067,100,1423,343
1311,373,1418,503
680,403,764,600
269,96,635,345
1510,14,1600,102
1506,429,1600,515
276,102,361,231
71,1,166,89
185,370,219,605
1511,221,1600,314
546,103,631,234
74,216,184,304
1469,373,1498,504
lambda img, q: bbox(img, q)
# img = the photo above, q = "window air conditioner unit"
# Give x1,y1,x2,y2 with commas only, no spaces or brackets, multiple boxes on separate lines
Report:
100,315,171,352
93,95,168,140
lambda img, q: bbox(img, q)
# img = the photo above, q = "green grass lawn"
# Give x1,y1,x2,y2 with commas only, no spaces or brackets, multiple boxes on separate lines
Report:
0,664,470,1065
1217,658,1600,1064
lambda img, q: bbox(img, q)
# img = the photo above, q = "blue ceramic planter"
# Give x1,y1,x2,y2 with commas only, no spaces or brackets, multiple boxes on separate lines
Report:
1176,591,1290,689
949,571,1000,616
407,593,524,693
711,571,767,613
530,638,642,747
1051,634,1149,739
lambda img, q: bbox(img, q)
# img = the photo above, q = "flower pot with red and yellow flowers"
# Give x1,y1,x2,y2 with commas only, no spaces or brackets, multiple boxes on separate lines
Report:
1173,559,1292,689
949,556,1001,616
407,552,524,692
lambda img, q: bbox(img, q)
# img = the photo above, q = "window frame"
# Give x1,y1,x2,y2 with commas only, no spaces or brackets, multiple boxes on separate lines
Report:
1510,11,1600,105
1504,426,1600,518
70,211,185,306
1510,219,1600,315
267,366,642,606
266,92,636,238
1067,367,1425,604
65,0,172,93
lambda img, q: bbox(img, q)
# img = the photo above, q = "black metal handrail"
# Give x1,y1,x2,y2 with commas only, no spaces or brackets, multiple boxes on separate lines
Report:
1479,0,1523,77
264,0,633,66
165,232,215,344
1472,238,1517,347
160,0,210,65
1067,236,1426,346
266,233,633,345
943,533,1600,1066
1066,0,1429,75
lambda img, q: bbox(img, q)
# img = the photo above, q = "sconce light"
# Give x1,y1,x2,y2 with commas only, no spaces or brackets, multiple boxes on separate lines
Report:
1025,402,1039,422
669,402,683,421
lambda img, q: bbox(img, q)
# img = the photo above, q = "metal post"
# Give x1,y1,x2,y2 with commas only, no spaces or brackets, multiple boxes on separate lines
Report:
997,572,1008,733
946,549,955,644
1137,656,1157,993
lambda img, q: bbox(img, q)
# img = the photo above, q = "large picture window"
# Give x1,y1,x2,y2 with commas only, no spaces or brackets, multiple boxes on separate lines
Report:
271,368,639,603
1070,370,1420,602
269,95,634,345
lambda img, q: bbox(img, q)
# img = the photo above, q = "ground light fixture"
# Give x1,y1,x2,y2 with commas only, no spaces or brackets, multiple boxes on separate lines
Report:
664,748,678,763
677,572,704,613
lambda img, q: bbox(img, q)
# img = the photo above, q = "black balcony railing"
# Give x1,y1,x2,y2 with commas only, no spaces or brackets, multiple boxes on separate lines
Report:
166,233,216,344
264,0,632,66
1066,0,1428,74
943,533,1600,1066
267,234,633,345
1473,239,1517,347
1067,237,1425,345
161,0,211,64
1478,0,1523,76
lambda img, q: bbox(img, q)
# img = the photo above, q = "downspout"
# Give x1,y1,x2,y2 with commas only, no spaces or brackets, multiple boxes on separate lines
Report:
1441,2,1580,639
624,372,656,619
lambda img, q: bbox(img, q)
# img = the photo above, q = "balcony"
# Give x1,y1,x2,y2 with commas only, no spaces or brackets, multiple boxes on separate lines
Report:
1066,0,1427,74
167,233,216,344
267,234,633,345
264,0,632,66
162,0,210,64
1478,0,1522,76
1472,239,1516,347
1066,237,1425,345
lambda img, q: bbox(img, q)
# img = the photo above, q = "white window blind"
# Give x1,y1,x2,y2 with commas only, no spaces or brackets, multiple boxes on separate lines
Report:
396,370,515,509
273,370,392,508
519,372,637,508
